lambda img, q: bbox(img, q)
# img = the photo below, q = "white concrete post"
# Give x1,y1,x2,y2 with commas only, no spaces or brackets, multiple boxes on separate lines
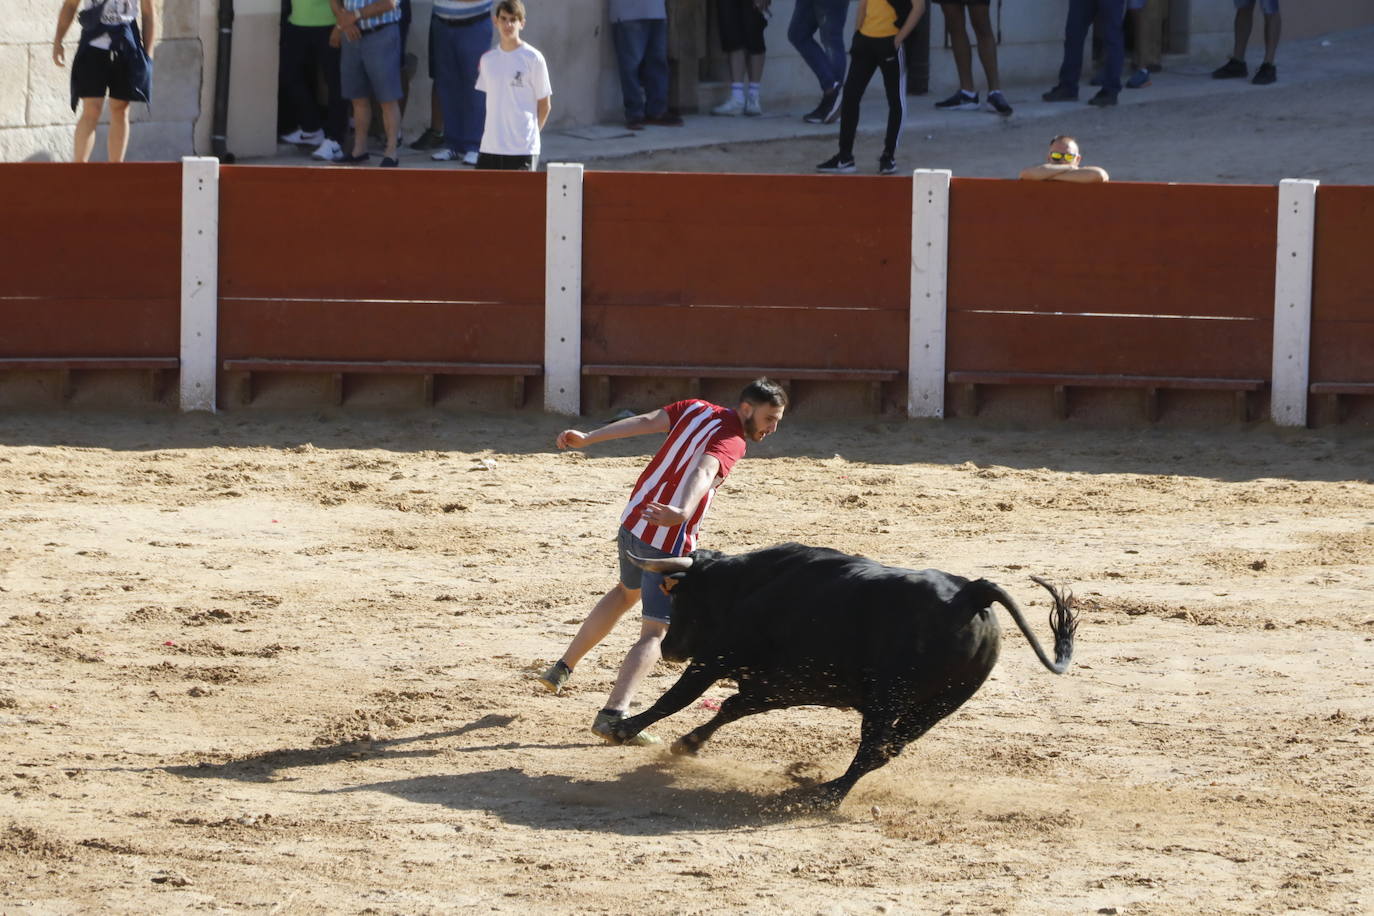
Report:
909,169,951,418
180,156,220,412
544,163,583,415
1270,178,1319,427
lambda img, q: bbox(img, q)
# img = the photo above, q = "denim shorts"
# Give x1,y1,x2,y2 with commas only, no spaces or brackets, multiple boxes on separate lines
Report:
340,23,403,102
617,527,675,623
1234,0,1279,13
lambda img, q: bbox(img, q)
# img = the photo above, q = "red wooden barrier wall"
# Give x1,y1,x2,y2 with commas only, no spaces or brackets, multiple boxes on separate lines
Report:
0,163,181,357
946,178,1276,378
581,172,910,370
1311,185,1374,384
217,167,545,364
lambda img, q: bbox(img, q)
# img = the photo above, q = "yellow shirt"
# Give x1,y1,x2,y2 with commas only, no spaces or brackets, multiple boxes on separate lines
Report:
860,0,900,38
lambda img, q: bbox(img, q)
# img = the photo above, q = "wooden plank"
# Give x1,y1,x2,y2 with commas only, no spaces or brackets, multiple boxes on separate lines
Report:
582,363,899,381
1312,185,1374,323
0,164,181,299
0,299,180,358
583,172,909,311
218,299,543,364
0,357,179,370
221,359,542,375
218,167,546,302
1309,382,1374,394
946,371,1265,391
948,179,1277,320
1308,320,1374,384
582,303,908,369
946,312,1272,379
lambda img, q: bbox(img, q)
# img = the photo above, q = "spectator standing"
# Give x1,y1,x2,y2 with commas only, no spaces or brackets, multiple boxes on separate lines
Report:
1212,0,1280,85
278,0,348,162
537,380,788,747
52,0,155,163
1042,0,1125,107
610,0,683,131
331,0,404,166
816,0,925,175
790,0,849,124
711,0,770,116
428,0,493,164
933,0,1012,116
475,0,551,171
1019,135,1109,182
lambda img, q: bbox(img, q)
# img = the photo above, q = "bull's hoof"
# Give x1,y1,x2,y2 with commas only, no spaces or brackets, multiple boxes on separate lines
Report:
670,736,701,756
770,785,846,815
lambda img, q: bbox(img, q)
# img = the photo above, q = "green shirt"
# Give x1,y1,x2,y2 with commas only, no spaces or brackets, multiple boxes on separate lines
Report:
288,0,336,28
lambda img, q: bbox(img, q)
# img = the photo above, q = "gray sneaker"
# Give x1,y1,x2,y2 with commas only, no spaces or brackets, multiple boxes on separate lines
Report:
537,660,572,694
591,710,661,747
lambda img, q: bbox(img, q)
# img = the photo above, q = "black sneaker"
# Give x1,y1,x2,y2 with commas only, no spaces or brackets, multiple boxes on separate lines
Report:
935,90,979,111
983,90,1013,116
1087,90,1118,107
1252,62,1277,85
878,154,897,175
1212,57,1248,79
803,86,842,124
1041,84,1078,102
408,127,444,151
816,154,856,174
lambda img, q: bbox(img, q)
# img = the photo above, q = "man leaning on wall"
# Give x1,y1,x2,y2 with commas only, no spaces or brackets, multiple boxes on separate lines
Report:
1019,135,1109,183
53,0,157,163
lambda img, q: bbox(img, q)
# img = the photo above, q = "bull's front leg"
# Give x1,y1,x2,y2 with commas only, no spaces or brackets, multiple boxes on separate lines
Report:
672,685,790,757
612,662,722,744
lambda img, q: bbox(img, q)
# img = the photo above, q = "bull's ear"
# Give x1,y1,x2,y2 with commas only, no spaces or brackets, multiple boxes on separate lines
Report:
658,572,687,595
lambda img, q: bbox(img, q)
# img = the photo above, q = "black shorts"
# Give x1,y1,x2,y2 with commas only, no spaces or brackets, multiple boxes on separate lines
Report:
717,0,767,54
477,152,536,171
941,0,991,5
71,42,150,104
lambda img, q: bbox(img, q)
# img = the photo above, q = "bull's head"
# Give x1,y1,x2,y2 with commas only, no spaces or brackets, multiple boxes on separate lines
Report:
627,550,721,663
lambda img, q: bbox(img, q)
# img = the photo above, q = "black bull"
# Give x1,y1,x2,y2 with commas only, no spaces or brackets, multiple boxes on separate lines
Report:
615,543,1078,808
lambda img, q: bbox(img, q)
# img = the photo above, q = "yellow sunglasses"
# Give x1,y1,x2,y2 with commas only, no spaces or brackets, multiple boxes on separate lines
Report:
1049,151,1077,162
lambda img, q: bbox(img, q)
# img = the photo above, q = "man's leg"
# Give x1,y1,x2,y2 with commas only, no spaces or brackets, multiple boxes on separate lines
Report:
73,98,104,163
941,4,975,92
788,0,830,90
1097,0,1126,94
560,582,641,671
106,98,130,162
968,4,1001,91
838,38,878,160
612,20,650,123
1261,10,1280,64
432,20,463,154
1231,4,1254,61
878,43,906,160
816,0,848,88
642,19,671,118
380,99,400,159
604,618,668,713
349,98,371,157
1056,0,1094,90
454,18,491,154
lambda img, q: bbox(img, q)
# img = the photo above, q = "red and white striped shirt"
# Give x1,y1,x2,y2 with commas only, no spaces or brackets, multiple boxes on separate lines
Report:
620,399,747,555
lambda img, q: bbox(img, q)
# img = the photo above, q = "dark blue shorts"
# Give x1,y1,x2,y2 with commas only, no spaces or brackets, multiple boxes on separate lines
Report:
71,42,150,104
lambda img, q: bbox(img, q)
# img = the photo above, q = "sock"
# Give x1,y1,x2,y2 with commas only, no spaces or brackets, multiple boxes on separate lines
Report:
747,82,761,99
961,89,976,99
730,82,744,103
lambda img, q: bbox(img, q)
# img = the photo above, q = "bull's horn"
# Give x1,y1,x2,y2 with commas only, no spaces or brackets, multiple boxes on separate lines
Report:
627,554,694,575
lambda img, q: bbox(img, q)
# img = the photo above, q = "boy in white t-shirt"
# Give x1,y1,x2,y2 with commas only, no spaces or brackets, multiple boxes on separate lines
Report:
475,0,551,171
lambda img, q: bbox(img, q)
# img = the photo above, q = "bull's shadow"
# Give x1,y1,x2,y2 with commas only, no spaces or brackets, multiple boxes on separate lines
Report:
335,759,825,835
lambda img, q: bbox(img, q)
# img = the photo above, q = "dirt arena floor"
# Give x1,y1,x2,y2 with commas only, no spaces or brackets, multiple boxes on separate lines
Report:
1,406,1371,914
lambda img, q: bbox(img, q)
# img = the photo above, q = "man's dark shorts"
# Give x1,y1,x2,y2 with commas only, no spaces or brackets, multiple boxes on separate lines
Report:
717,0,767,54
941,0,991,5
617,527,675,623
71,43,147,103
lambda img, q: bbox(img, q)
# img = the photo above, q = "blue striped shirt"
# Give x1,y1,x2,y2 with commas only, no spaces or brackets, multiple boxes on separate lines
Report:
433,0,491,20
344,0,401,31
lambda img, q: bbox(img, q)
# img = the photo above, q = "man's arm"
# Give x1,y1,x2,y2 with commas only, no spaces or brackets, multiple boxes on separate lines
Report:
536,95,551,131
640,454,721,528
53,0,80,66
1019,163,1109,183
140,0,156,60
555,409,670,450
895,0,926,45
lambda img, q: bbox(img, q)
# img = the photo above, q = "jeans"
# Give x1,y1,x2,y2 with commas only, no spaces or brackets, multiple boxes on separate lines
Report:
612,18,669,121
788,0,849,90
431,14,491,154
1057,0,1126,94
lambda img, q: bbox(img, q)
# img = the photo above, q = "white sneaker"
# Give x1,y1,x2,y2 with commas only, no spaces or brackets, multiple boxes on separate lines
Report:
280,127,324,145
712,96,746,116
431,147,460,161
311,138,343,161
462,150,479,166
744,95,763,117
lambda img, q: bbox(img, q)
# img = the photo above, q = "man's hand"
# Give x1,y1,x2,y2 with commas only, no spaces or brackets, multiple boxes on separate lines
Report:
556,429,590,450
52,41,66,66
329,26,343,48
335,7,360,29
639,501,686,527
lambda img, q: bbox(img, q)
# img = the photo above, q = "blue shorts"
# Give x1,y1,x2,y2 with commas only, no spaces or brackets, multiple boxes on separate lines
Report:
1234,0,1279,13
617,527,675,623
340,23,403,102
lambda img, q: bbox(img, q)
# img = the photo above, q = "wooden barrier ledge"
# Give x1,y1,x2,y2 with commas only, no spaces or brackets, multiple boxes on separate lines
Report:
580,364,902,413
0,357,179,403
221,359,543,408
1308,382,1374,424
947,371,1267,422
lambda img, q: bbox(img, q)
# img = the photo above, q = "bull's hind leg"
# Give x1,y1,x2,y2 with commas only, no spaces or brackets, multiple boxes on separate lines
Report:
672,688,789,756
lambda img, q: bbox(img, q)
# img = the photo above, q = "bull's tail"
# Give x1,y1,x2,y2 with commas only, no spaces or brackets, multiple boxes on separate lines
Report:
975,576,1078,674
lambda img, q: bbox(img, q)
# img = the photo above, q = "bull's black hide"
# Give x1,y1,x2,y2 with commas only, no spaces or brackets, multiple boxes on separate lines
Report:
615,543,1078,808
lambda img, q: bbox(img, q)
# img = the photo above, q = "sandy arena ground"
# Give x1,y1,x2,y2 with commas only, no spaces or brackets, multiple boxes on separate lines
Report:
4,30,1374,914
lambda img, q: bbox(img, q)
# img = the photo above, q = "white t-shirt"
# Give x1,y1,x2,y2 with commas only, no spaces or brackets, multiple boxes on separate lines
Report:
475,42,552,157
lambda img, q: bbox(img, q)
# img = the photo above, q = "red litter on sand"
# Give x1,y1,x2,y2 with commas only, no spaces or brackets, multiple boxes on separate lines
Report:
699,697,721,711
